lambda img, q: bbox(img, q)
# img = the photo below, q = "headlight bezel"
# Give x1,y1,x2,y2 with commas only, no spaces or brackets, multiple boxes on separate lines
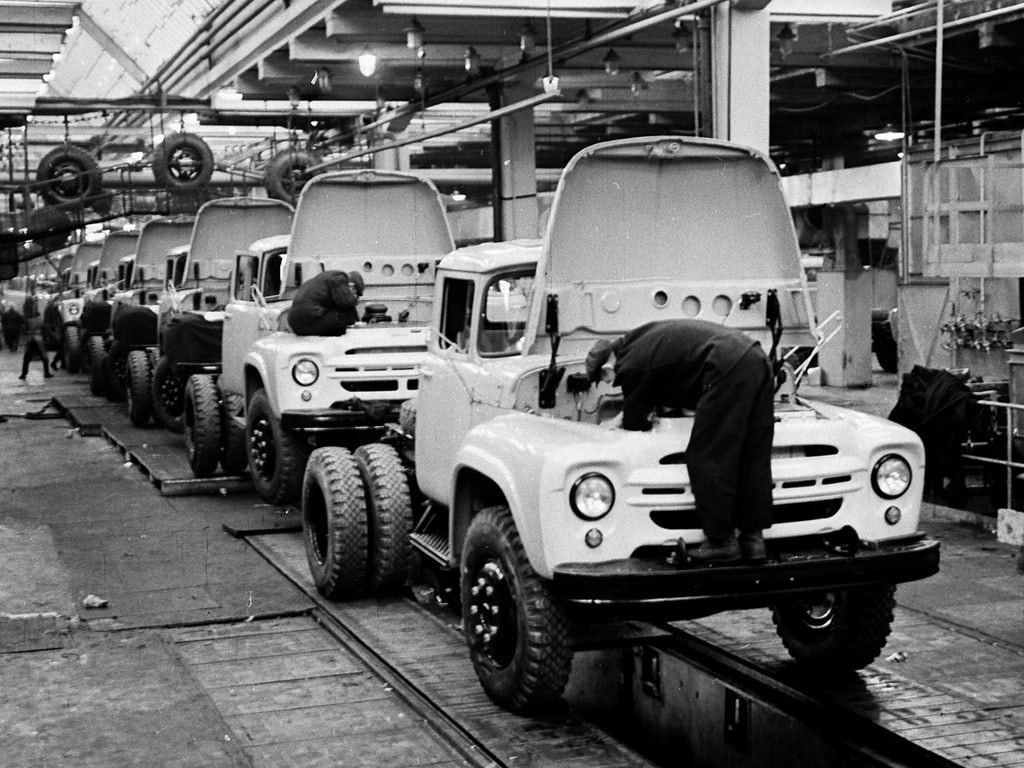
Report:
291,357,320,386
570,472,615,520
871,453,912,499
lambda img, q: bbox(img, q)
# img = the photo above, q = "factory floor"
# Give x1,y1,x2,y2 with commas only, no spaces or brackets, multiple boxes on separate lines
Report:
0,348,1021,767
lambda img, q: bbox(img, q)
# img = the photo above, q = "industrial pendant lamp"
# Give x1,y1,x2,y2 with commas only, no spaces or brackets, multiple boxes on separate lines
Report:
603,48,620,76
358,47,378,77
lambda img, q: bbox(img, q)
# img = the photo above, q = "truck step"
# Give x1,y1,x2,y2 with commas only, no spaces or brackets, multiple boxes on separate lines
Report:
410,532,450,565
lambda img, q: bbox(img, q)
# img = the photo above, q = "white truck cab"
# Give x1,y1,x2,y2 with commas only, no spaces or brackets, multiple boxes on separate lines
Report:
301,136,940,714
202,170,453,498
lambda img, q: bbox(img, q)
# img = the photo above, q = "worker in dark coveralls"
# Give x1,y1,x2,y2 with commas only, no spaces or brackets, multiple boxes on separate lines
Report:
287,270,365,336
586,319,774,564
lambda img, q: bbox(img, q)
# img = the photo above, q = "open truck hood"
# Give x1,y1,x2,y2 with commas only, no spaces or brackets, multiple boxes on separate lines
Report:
97,230,139,275
186,197,293,269
134,216,194,269
529,136,817,357
290,170,454,262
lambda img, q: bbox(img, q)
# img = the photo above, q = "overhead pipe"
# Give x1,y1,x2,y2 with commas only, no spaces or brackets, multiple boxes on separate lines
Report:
306,91,560,173
832,1,1024,56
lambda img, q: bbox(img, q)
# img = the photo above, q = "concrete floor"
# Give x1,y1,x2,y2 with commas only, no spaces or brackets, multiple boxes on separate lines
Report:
1,347,1022,766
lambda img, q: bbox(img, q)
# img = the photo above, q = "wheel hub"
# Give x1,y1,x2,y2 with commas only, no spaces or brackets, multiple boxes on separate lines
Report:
467,559,516,666
798,591,838,629
249,419,276,479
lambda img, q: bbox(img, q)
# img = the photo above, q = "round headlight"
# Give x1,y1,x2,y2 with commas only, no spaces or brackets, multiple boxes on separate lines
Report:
291,358,319,386
872,454,911,499
570,473,615,520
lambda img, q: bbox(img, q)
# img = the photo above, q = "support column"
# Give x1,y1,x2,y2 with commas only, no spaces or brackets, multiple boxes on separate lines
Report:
817,205,873,387
372,133,410,171
710,1,770,152
494,83,539,240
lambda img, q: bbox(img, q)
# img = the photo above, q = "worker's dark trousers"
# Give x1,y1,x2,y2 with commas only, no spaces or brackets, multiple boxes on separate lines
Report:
687,348,774,540
20,333,51,377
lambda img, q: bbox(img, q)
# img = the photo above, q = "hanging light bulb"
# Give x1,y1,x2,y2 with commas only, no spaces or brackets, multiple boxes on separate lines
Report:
464,46,480,76
450,189,466,202
358,47,378,77
630,71,647,96
375,86,387,111
776,23,797,58
602,48,620,76
519,22,537,56
413,67,425,94
287,86,301,108
672,21,693,55
405,17,424,51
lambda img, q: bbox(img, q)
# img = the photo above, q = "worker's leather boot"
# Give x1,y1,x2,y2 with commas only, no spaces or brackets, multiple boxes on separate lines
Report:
739,530,767,563
688,536,740,564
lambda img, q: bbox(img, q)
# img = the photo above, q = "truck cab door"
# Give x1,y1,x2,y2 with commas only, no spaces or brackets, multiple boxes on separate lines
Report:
414,275,476,506
221,252,263,396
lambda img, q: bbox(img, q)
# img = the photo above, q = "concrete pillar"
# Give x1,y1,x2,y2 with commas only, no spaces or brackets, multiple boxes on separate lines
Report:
711,1,770,152
371,133,410,171
495,84,539,240
817,206,873,387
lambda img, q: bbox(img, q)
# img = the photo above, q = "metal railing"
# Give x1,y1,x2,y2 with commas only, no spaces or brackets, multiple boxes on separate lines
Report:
960,396,1024,510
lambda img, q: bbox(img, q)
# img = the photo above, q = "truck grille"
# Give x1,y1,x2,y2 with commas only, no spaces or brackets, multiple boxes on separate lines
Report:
649,498,842,530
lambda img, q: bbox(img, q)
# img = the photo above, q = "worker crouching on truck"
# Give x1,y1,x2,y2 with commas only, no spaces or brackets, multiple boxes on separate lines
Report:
287,270,366,336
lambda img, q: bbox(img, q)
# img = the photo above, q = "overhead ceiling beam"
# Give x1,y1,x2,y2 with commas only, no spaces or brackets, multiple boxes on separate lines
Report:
0,31,64,54
0,58,53,78
75,9,148,85
0,1,77,29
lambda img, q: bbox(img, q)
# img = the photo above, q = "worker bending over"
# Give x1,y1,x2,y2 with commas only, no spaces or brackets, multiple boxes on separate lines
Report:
586,319,774,564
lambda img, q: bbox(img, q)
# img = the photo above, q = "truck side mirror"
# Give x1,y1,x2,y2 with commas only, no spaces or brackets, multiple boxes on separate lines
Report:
545,294,559,335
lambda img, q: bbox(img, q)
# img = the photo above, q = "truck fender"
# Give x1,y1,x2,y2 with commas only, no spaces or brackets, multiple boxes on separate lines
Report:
450,428,548,572
241,355,274,412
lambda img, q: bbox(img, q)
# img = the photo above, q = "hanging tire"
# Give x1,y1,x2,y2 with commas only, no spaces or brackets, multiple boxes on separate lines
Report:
353,443,413,595
219,391,248,474
302,447,368,599
126,349,153,427
35,145,102,206
151,355,184,433
63,325,82,374
28,206,73,251
771,584,896,670
245,388,309,504
184,374,222,478
263,149,320,204
152,133,214,189
461,505,571,713
89,350,107,397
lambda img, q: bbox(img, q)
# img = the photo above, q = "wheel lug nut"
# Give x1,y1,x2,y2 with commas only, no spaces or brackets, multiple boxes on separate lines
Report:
470,586,480,596
485,586,494,596
469,605,478,614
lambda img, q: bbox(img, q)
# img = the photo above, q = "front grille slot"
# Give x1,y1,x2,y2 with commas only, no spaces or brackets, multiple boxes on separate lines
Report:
772,444,839,459
781,479,817,489
341,380,399,392
642,487,687,495
650,498,842,530
659,452,687,465
345,346,425,355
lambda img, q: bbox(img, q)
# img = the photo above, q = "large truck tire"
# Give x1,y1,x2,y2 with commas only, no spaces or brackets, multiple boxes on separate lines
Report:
35,145,102,206
263,149,320,204
63,325,82,374
184,374,222,478
219,391,248,475
125,350,154,427
151,355,185,433
152,133,214,188
105,352,126,402
353,443,413,594
302,447,368,599
89,349,107,397
771,584,896,670
245,388,309,504
461,505,572,713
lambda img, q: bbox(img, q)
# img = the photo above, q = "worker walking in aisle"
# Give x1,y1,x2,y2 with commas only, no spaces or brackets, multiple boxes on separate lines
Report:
586,319,775,564
18,297,52,380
